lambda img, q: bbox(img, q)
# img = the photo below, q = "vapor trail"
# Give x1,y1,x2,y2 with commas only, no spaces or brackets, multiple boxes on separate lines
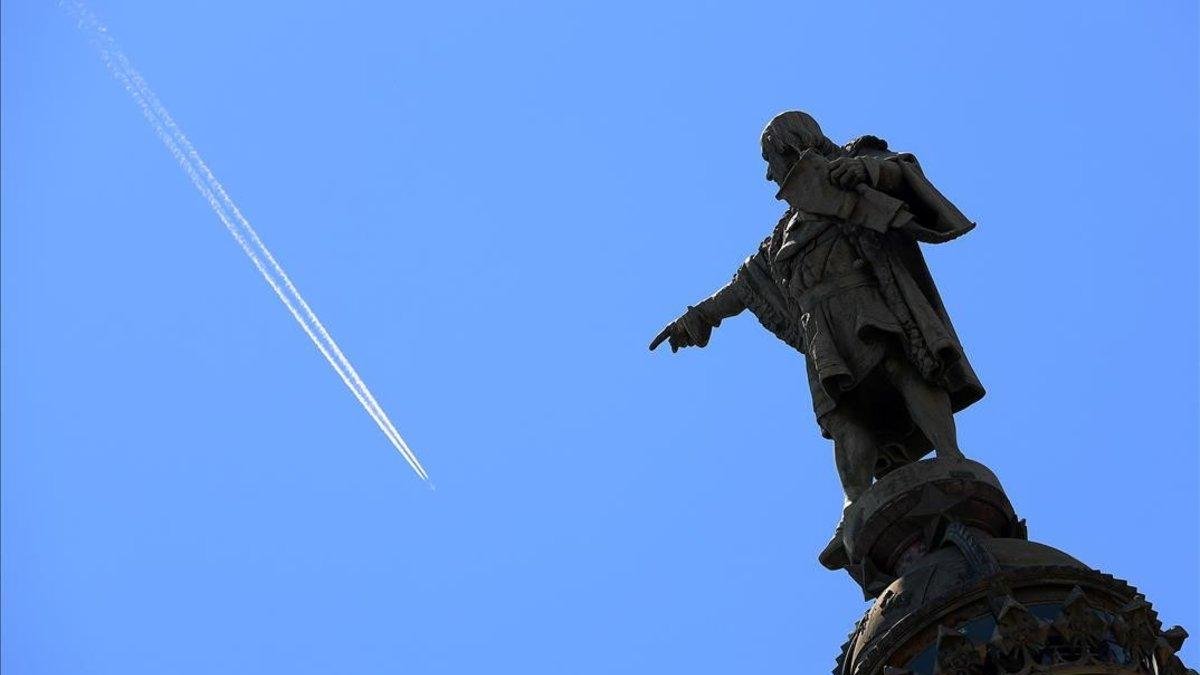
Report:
65,1,430,481
110,53,427,480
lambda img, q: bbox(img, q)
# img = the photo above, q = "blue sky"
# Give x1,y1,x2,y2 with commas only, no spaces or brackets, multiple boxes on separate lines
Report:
2,1,1197,672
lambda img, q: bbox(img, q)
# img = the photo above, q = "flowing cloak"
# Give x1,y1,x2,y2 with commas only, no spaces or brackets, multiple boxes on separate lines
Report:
729,137,985,465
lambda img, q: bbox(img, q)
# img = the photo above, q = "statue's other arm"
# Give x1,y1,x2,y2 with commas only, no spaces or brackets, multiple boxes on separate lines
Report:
863,157,906,194
649,281,746,352
829,155,908,198
830,153,976,243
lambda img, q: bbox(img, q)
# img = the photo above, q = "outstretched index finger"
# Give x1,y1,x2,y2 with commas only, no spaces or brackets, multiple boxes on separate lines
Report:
649,327,672,351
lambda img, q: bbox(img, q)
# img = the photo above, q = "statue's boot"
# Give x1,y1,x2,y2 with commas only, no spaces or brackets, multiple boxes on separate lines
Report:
819,519,850,570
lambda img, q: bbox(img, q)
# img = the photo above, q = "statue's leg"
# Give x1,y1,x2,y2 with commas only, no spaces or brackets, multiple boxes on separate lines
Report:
882,354,964,460
818,405,877,569
822,406,878,505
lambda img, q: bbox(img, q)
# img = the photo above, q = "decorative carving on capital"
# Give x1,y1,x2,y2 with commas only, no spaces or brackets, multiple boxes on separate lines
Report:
986,595,1047,674
916,583,1195,675
1048,586,1108,664
933,627,985,675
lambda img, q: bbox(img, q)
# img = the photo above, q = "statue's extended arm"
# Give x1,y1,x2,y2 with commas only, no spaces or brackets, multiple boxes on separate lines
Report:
695,281,747,323
649,281,746,352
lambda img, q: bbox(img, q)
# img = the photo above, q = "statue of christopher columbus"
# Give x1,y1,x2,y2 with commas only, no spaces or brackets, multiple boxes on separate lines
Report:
650,111,986,569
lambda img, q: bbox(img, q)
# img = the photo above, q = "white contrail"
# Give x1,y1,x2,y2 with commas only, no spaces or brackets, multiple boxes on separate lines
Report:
110,52,428,479
65,1,430,481
109,49,429,480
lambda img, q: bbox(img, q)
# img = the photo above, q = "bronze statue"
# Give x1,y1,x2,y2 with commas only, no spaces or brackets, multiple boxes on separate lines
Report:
650,111,985,568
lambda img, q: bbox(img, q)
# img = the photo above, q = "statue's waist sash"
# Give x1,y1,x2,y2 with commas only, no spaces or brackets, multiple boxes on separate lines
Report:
796,269,876,313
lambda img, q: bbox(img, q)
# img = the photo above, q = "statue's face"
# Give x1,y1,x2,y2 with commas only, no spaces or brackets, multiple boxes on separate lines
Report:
763,109,830,189
761,111,827,191
763,143,800,188
763,133,816,189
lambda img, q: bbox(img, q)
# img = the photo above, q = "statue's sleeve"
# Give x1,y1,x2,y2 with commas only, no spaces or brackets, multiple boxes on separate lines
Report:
730,247,805,352
862,155,906,194
695,280,747,323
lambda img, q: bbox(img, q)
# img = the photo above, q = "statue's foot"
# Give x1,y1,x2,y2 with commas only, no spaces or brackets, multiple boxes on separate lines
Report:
819,520,850,570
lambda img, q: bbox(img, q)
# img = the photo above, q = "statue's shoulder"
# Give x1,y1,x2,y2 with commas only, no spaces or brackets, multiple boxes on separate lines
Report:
842,134,890,157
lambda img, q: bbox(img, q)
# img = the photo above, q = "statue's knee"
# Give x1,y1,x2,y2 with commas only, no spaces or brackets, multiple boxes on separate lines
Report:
831,422,875,460
821,410,858,441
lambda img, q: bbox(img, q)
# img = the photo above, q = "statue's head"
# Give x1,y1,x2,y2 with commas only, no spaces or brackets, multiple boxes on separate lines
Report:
761,111,837,189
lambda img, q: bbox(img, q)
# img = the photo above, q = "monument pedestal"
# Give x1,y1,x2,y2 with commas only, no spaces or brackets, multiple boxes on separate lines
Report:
831,459,1195,675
